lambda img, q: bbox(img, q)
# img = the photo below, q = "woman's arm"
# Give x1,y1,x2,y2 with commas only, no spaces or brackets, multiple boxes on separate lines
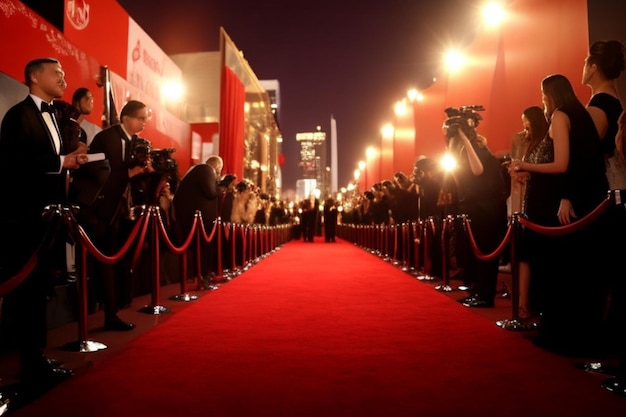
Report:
457,130,484,176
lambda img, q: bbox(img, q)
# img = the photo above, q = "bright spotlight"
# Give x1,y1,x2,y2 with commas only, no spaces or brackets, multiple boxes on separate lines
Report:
440,153,458,172
161,80,185,101
394,100,407,116
482,2,506,28
444,49,466,73
366,146,378,159
381,124,394,137
407,88,424,102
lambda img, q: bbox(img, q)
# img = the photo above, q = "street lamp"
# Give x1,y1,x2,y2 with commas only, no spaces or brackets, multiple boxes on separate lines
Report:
353,168,361,192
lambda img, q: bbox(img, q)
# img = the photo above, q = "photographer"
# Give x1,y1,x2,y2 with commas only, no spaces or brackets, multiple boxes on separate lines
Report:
81,100,154,331
172,155,224,288
443,106,508,308
411,158,444,278
412,157,443,220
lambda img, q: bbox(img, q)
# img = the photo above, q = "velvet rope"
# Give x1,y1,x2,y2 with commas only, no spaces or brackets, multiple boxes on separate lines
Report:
130,208,153,268
517,196,611,236
197,212,219,243
0,250,38,297
73,209,150,264
1,205,73,297
155,208,198,254
462,217,513,261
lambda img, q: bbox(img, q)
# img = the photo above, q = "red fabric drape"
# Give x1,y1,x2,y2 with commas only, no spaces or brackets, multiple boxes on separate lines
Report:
219,65,245,179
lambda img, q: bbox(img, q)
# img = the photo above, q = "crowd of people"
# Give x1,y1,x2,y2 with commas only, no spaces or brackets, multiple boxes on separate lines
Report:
0,57,298,405
1,40,626,406
337,40,626,397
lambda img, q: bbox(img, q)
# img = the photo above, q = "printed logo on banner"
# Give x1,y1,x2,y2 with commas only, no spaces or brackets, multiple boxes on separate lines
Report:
66,0,90,30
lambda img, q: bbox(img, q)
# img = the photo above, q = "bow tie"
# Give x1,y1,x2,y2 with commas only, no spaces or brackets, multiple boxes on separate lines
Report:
40,102,55,113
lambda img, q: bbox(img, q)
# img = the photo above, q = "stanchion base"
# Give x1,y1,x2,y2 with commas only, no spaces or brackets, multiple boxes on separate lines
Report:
169,293,199,302
139,305,171,315
63,339,108,352
0,392,11,416
495,318,539,331
434,284,457,292
417,274,437,281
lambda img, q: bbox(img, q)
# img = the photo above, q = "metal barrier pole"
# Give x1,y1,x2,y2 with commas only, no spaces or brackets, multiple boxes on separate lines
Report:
139,207,171,314
497,213,537,331
435,215,456,292
63,245,107,352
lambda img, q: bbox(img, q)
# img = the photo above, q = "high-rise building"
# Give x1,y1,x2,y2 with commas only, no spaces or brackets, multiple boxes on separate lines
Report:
296,127,327,200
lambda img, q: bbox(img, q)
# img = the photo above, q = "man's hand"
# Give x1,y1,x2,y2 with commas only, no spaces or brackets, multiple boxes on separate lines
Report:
63,143,89,169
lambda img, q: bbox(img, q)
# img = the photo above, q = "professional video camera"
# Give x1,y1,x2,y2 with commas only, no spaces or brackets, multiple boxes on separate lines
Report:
442,105,485,139
218,173,237,188
151,147,177,174
126,136,152,168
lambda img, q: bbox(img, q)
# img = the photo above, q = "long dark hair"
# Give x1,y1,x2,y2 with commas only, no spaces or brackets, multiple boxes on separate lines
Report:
541,74,585,119
523,105,549,157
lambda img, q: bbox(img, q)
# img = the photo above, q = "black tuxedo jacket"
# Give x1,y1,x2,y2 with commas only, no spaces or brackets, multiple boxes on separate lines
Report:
0,95,65,223
87,124,130,224
0,95,67,274
172,163,220,235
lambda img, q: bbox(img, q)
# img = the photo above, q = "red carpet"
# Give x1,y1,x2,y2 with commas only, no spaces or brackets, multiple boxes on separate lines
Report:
12,238,626,416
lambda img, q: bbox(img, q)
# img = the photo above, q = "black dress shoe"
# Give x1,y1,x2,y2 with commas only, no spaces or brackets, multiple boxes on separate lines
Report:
573,361,618,376
104,317,136,331
462,299,494,308
602,377,626,397
457,296,477,304
43,356,63,368
20,361,73,387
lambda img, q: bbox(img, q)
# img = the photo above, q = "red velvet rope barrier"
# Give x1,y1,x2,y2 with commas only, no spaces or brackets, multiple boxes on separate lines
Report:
463,194,612,260
129,208,153,268
72,210,150,264
154,208,198,254
517,196,611,236
0,251,38,297
198,213,219,243
463,218,513,261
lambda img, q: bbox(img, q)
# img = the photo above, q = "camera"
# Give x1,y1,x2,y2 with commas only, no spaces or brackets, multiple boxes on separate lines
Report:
443,105,485,139
218,173,237,188
151,147,177,174
126,136,152,168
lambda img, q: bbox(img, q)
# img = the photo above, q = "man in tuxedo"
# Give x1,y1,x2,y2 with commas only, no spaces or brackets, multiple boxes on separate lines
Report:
301,193,319,242
0,57,88,393
83,100,152,331
323,196,338,242
172,155,224,287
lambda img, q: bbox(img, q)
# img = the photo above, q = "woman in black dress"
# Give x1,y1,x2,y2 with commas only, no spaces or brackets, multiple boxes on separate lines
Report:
511,74,608,356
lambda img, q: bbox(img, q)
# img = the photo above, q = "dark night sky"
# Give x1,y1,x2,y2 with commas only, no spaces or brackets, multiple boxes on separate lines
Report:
118,0,476,191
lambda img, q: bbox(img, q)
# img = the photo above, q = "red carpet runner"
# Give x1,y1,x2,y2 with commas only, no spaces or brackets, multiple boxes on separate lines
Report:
13,238,626,416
